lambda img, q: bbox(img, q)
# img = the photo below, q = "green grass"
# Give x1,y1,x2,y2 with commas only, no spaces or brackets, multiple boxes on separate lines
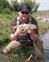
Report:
38,21,48,29
0,12,17,20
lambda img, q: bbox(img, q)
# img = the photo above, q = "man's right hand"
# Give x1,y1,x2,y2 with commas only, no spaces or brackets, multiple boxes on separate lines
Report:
16,25,24,34
10,25,25,40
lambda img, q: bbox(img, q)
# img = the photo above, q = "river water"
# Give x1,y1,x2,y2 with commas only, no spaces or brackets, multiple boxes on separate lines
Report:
40,30,49,62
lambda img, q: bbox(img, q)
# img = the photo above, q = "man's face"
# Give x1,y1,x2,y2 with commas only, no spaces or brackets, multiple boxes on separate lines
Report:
19,10,29,20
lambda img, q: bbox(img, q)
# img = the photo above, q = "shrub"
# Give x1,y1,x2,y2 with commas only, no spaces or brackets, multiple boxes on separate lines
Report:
1,8,11,14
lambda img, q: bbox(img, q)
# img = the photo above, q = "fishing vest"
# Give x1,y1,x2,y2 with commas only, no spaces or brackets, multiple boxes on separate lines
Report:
14,16,38,43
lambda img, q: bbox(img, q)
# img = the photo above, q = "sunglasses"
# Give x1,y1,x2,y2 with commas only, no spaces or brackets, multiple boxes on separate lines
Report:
21,11,29,14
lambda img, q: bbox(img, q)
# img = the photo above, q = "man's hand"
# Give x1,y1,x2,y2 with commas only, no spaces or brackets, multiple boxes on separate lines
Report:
16,25,25,34
10,26,24,40
27,25,38,42
27,24,37,34
10,34,16,40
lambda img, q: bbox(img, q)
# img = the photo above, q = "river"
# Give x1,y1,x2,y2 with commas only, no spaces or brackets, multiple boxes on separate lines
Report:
40,30,49,62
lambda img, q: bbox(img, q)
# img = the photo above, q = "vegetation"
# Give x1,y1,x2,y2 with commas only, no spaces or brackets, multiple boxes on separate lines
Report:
0,0,39,14
38,21,48,29
0,0,11,13
17,0,39,13
0,12,17,19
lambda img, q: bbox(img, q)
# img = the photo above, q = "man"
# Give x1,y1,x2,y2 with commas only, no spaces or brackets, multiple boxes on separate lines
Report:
3,4,44,59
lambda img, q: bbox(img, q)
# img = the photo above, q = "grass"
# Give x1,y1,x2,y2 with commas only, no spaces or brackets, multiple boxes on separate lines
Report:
0,12,17,20
38,21,48,29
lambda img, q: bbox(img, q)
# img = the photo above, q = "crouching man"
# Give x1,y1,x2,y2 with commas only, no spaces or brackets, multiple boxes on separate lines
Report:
3,3,44,59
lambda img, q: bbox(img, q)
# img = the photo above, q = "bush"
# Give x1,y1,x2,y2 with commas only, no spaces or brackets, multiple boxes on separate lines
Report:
1,8,11,14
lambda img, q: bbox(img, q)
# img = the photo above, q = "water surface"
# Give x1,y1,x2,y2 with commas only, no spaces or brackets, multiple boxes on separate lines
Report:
40,30,49,62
